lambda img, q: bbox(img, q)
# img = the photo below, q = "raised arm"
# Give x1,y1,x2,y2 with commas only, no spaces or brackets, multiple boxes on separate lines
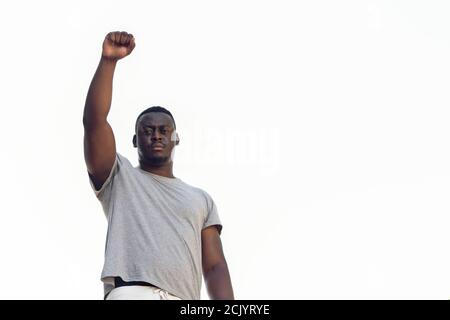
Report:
83,31,136,191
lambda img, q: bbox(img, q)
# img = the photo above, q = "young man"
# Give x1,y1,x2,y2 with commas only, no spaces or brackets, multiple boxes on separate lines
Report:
83,31,234,300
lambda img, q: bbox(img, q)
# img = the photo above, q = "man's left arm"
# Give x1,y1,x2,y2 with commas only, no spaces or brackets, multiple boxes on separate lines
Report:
201,225,234,300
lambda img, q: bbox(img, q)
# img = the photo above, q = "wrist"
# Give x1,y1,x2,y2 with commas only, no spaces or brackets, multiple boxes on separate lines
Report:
100,55,118,65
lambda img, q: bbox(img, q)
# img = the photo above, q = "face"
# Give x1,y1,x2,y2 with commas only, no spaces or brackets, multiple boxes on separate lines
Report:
133,112,179,166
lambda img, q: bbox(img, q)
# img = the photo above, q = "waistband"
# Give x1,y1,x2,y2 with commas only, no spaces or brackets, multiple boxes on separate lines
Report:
114,277,156,288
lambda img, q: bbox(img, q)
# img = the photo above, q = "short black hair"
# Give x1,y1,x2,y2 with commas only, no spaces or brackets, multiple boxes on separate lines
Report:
135,106,176,133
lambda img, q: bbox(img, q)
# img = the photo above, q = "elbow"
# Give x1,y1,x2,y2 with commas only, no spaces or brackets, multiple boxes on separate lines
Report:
82,109,92,128
82,113,107,129
204,261,228,276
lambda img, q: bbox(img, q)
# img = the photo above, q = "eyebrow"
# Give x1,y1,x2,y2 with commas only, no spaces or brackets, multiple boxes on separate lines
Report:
142,124,172,129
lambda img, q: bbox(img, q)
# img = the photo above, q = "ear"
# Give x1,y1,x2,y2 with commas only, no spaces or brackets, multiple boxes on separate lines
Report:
132,134,137,148
175,132,180,145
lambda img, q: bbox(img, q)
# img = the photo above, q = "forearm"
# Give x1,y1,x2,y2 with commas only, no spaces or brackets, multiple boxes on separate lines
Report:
83,56,117,128
204,262,234,300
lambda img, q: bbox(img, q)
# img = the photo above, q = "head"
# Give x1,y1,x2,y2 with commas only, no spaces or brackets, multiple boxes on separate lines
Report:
133,106,180,167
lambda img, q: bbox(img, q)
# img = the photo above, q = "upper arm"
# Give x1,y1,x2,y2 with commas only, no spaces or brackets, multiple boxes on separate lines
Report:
201,225,227,275
83,121,116,191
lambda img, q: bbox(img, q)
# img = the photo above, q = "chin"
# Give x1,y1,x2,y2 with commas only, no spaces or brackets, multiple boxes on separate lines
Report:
146,155,169,166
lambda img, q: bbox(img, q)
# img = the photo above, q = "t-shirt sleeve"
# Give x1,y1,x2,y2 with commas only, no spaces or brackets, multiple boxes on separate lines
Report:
88,152,122,199
202,192,223,235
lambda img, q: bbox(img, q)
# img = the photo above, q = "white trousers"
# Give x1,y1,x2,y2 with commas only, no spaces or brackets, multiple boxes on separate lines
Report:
106,285,182,300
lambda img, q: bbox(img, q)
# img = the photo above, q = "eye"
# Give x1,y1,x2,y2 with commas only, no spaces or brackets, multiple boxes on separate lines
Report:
160,129,167,134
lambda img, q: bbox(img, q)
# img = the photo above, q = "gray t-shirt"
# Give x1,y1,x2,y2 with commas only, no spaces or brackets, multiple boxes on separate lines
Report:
88,152,223,300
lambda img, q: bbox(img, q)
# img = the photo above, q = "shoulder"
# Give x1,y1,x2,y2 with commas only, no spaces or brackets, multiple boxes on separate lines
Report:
178,180,215,205
115,152,134,170
116,152,131,164
194,187,217,211
188,184,214,202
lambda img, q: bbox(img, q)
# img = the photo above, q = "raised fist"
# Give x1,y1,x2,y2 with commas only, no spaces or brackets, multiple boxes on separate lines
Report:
102,31,136,61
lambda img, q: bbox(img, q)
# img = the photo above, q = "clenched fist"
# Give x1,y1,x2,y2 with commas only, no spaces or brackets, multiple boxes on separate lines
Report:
102,31,136,61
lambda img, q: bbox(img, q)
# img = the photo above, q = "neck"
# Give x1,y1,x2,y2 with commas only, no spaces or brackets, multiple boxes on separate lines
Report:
139,160,175,178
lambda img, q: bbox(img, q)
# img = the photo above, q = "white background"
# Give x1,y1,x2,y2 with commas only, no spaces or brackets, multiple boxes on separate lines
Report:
0,0,449,299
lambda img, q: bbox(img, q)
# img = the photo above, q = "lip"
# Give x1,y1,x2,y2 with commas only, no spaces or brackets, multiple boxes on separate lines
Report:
151,144,165,151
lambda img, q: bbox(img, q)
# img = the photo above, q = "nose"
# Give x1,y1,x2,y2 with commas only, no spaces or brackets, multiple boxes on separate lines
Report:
151,130,162,141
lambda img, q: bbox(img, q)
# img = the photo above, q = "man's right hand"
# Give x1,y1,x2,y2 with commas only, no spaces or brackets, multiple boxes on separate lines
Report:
102,31,136,61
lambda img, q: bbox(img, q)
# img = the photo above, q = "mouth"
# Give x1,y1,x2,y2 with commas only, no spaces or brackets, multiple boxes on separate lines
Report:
151,144,165,151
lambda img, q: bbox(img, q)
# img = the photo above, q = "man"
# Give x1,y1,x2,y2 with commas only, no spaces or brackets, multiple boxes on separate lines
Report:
83,31,234,300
